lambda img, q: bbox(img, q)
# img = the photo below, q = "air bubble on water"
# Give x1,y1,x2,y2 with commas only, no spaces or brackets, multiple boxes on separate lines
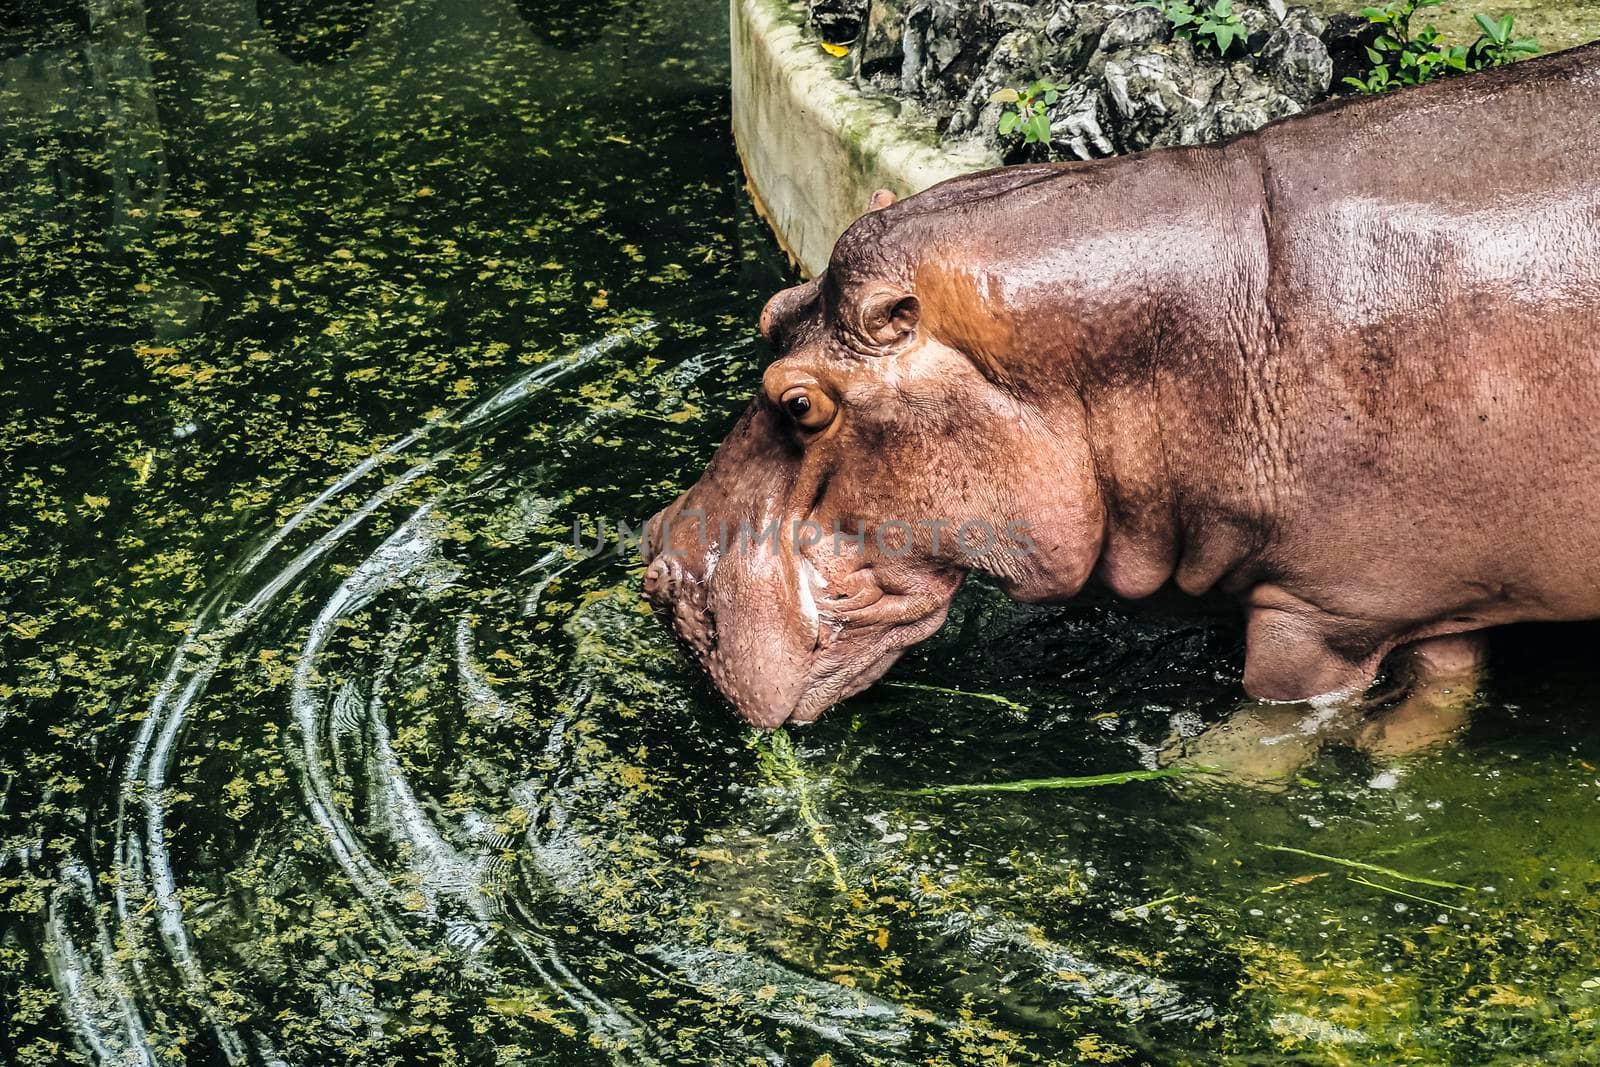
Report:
1368,768,1403,790
1128,737,1162,769
1169,708,1204,738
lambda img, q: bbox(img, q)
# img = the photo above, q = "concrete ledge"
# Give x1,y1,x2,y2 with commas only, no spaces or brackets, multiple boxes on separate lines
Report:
730,0,997,277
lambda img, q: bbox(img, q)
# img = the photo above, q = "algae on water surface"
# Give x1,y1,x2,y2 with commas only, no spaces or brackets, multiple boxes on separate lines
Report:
5,0,1600,1063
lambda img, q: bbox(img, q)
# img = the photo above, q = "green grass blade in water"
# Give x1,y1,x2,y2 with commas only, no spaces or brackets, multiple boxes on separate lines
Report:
1258,843,1473,891
880,681,1029,715
1348,875,1467,913
905,766,1207,795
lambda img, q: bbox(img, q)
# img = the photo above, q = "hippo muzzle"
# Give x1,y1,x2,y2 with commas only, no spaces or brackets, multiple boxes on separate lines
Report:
640,398,960,728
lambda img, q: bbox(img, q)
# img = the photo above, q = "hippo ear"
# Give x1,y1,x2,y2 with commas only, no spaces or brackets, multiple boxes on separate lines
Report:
759,278,822,346
861,291,920,347
867,188,898,212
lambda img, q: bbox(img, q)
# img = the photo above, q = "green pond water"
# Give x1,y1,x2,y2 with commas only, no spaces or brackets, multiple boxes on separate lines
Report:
4,1,1600,1064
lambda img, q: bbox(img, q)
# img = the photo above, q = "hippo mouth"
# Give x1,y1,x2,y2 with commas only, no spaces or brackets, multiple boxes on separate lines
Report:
783,557,961,724
641,515,960,728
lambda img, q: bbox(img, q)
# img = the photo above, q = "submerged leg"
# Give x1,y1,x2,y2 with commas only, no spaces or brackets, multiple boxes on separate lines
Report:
1160,695,1366,790
1162,588,1383,789
1353,632,1485,759
1162,632,1487,789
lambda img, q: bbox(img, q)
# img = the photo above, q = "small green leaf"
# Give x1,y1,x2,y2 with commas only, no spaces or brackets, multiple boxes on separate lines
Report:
999,111,1018,134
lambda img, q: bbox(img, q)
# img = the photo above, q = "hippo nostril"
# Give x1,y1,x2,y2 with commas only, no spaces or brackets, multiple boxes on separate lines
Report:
643,556,672,602
644,557,692,613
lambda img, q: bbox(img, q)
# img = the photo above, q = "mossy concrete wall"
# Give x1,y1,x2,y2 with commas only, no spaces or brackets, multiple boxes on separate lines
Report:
730,0,997,277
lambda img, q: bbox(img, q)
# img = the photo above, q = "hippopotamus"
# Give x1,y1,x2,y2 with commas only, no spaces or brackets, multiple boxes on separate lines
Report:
642,43,1600,732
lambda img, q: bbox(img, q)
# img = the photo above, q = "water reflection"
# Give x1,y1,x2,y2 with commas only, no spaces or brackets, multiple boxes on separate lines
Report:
256,0,377,64
0,0,88,59
512,0,629,48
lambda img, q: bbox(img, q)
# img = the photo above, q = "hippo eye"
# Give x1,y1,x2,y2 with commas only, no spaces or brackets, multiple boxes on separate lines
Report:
779,386,835,431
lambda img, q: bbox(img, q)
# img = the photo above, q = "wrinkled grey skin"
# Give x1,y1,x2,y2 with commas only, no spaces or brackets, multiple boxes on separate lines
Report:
644,44,1600,729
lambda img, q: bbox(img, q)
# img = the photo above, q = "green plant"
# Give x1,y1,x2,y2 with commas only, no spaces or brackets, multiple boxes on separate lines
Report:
1143,0,1200,38
1343,0,1462,90
1342,0,1538,94
1193,0,1247,55
1470,12,1540,66
991,79,1059,145
1140,0,1247,57
1343,62,1395,93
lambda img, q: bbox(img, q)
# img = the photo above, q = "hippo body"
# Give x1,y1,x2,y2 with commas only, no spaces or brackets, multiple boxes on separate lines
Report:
644,43,1600,727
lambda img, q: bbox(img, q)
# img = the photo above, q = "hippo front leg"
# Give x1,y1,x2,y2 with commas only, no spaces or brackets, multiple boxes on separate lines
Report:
1163,608,1487,789
1354,633,1485,759
1155,587,1394,789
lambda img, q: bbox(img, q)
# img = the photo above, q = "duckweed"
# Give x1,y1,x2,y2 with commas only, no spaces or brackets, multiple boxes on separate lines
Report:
4,0,1600,1064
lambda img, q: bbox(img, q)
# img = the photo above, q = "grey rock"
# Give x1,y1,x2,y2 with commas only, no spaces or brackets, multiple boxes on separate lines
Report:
809,0,869,42
1101,41,1225,148
1048,79,1117,158
1279,6,1327,36
869,0,1342,160
901,0,996,101
1200,62,1303,140
1099,38,1303,151
1044,1,1123,73
993,0,1049,35
1230,0,1281,54
857,0,909,76
1097,4,1170,54
1043,0,1089,41
1259,22,1332,102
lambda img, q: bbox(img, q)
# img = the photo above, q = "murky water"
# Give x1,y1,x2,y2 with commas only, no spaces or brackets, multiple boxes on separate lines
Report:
4,1,1600,1064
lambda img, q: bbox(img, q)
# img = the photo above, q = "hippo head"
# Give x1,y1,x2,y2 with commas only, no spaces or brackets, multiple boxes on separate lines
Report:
642,189,1107,727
